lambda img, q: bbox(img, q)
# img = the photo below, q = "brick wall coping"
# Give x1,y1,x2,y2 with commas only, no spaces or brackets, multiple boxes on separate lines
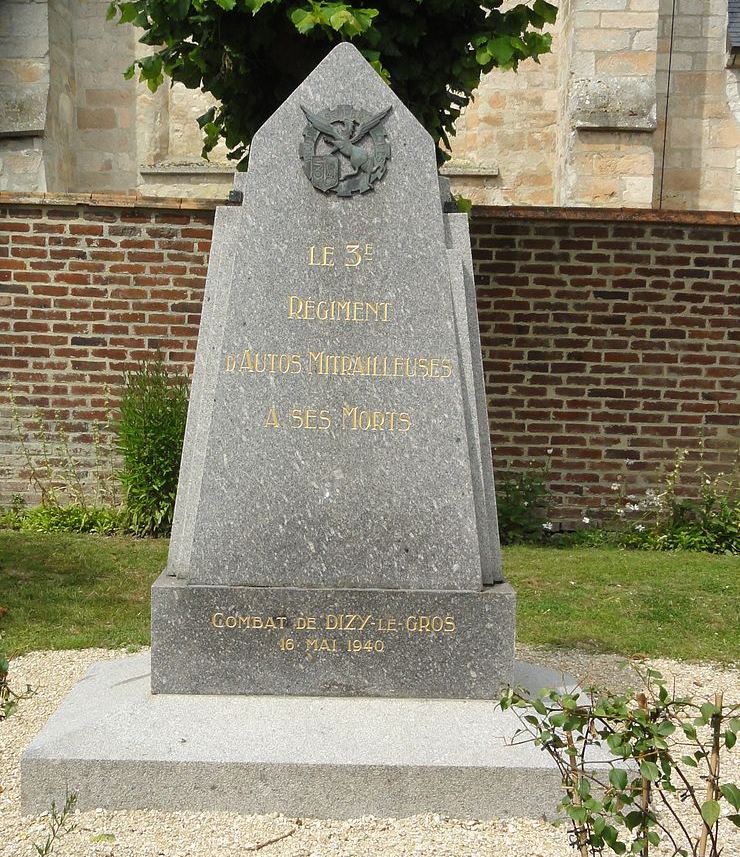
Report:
1,191,739,226
473,205,740,226
0,191,224,212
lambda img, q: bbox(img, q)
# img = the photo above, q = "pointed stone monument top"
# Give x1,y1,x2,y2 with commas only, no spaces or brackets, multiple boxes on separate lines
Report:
152,43,514,699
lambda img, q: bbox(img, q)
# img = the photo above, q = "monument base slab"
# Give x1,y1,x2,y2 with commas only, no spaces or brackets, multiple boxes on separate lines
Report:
21,653,573,819
151,573,516,699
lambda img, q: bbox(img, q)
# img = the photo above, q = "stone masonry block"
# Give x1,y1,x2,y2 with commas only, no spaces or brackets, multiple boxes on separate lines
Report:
77,107,117,130
570,76,657,131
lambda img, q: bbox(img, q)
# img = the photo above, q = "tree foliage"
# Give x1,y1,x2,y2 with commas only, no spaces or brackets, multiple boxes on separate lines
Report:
107,0,557,167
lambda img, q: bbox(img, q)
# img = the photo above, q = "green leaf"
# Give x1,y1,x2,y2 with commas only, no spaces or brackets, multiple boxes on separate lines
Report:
291,8,317,34
624,810,643,831
173,0,190,18
609,768,628,791
567,805,588,823
647,831,660,846
656,721,675,737
728,814,740,828
681,755,698,768
213,0,236,8
701,702,720,721
475,46,490,65
640,761,660,782
117,2,139,24
532,698,547,716
106,3,117,21
720,783,740,811
682,722,697,740
725,730,736,750
700,800,721,827
486,35,515,66
329,9,353,30
532,0,557,24
578,778,591,799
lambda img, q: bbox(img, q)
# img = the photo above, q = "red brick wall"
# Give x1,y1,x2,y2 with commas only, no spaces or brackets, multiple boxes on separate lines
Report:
472,209,739,523
1,194,738,525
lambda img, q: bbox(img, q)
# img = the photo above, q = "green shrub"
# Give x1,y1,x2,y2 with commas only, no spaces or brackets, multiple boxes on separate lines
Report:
607,448,739,555
500,668,740,857
0,495,26,530
116,358,189,537
109,0,556,169
18,504,121,535
496,460,551,545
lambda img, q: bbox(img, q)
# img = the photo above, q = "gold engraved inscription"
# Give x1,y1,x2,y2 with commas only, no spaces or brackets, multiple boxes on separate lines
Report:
212,612,457,657
223,351,452,381
306,352,452,379
287,296,392,323
260,404,412,433
308,244,373,267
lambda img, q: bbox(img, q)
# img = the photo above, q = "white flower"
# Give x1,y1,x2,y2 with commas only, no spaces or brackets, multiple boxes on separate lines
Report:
582,516,590,524
542,522,554,531
635,524,645,532
610,483,619,492
616,508,625,517
626,460,636,467
626,503,639,512
546,448,553,455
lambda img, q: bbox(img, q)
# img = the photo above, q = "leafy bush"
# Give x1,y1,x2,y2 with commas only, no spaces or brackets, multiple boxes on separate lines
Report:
496,459,551,545
615,451,738,555
552,443,738,555
17,505,121,535
116,358,189,537
500,668,740,857
0,495,27,530
107,0,556,167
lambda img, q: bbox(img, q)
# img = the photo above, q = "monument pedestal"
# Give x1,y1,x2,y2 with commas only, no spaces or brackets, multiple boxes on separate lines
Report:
151,573,515,698
22,652,569,819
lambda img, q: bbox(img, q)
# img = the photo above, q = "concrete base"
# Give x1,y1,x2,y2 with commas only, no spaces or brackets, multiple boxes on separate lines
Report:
21,653,578,819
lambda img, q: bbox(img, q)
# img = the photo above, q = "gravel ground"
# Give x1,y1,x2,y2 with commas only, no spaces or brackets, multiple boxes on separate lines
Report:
1,647,737,857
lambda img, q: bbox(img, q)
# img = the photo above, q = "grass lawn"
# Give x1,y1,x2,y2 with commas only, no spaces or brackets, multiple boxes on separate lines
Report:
0,531,737,662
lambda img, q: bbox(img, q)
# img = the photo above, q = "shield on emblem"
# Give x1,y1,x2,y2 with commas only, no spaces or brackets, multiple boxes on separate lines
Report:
310,155,339,192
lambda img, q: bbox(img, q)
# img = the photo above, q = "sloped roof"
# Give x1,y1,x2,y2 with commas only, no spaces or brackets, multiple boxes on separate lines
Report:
730,0,740,49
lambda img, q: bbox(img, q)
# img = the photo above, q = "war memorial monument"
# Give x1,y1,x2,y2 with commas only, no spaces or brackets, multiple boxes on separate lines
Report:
22,44,567,818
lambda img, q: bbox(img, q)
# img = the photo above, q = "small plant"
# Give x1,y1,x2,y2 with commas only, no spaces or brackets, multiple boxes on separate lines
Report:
0,652,35,720
500,668,740,857
454,194,473,215
116,357,189,537
496,457,552,544
33,793,78,857
6,381,122,533
609,445,739,555
0,495,27,530
18,505,121,535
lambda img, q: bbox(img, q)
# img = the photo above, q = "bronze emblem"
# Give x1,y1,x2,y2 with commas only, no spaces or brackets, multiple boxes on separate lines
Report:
299,104,392,196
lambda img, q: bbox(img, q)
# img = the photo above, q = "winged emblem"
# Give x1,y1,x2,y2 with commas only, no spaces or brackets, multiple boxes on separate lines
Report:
300,104,392,181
